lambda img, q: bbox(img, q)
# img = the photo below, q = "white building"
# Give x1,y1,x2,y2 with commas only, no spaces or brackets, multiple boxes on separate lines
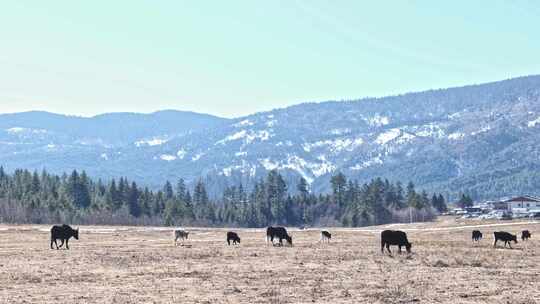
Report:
503,196,540,212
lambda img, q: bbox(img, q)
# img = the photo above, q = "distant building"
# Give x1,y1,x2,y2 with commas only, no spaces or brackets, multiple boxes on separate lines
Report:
485,200,509,210
502,196,540,212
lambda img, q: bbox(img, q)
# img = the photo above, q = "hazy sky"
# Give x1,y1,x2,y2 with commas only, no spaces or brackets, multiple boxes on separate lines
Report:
1,1,539,118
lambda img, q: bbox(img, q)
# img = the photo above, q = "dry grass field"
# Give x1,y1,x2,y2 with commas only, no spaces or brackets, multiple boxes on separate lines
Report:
0,217,539,304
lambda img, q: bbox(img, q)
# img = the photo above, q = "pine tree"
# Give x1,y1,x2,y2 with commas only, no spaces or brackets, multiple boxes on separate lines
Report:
437,194,447,213
176,178,186,201
330,172,347,208
127,182,141,217
457,194,473,208
163,181,174,201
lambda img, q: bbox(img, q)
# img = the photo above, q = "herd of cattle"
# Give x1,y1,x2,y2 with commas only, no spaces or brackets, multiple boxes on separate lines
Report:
50,224,533,253
473,229,532,248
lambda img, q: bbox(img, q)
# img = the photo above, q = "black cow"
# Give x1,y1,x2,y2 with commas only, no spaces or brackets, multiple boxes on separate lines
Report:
321,231,332,243
472,230,483,242
50,224,79,250
266,226,292,246
493,231,518,248
381,230,412,254
227,231,241,245
521,230,531,241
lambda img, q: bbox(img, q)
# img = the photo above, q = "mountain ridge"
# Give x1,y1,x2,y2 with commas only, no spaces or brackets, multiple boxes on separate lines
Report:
2,75,540,200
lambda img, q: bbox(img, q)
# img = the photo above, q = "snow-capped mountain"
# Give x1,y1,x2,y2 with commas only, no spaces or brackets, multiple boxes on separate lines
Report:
2,75,540,199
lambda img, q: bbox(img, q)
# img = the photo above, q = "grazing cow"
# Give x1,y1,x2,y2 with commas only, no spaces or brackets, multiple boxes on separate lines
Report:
174,229,189,246
227,231,241,245
493,231,518,248
472,230,483,242
266,226,292,246
521,230,531,241
381,230,412,254
50,224,79,250
321,231,332,243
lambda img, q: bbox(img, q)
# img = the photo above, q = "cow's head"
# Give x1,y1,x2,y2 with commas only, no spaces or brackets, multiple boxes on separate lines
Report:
286,235,293,246
405,242,412,253
73,228,79,240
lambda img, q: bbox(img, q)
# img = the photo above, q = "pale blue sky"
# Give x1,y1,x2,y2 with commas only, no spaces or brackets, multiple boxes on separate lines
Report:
1,1,539,118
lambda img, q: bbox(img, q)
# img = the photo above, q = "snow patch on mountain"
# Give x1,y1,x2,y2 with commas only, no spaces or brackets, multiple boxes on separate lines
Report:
448,111,463,119
281,156,314,184
330,128,351,135
160,154,176,161
375,129,401,145
221,160,256,177
217,129,273,145
350,156,383,170
233,119,254,127
135,137,168,147
303,137,363,153
309,155,336,177
448,132,465,140
192,153,204,161
366,114,390,127
260,158,279,170
471,125,491,136
176,149,187,159
395,132,416,144
266,120,277,127
528,117,540,127
416,124,445,138
100,153,109,160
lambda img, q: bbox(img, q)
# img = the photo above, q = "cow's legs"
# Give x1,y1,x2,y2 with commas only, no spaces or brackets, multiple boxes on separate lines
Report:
493,239,497,247
386,244,391,254
227,239,231,246
65,239,69,250
58,239,64,248
52,238,59,249
398,245,402,254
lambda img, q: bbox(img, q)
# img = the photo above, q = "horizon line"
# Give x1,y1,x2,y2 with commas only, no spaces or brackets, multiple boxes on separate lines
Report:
1,73,538,119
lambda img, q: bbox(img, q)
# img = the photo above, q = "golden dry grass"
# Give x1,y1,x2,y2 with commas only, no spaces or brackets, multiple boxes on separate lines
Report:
0,217,539,304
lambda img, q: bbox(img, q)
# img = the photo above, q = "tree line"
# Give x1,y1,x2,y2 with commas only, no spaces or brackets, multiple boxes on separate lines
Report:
0,167,447,227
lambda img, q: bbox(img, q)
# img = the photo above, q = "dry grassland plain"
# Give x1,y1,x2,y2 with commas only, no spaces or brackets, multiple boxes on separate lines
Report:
0,217,539,304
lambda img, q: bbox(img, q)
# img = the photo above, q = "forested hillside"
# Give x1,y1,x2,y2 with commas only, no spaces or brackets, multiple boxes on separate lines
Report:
0,167,445,227
2,76,540,201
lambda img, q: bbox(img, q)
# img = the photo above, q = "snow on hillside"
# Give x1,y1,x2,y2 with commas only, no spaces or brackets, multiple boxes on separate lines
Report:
216,129,273,145
303,137,363,153
448,132,465,140
528,117,540,127
365,114,390,127
176,149,187,159
135,137,169,147
160,154,176,161
375,129,401,145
